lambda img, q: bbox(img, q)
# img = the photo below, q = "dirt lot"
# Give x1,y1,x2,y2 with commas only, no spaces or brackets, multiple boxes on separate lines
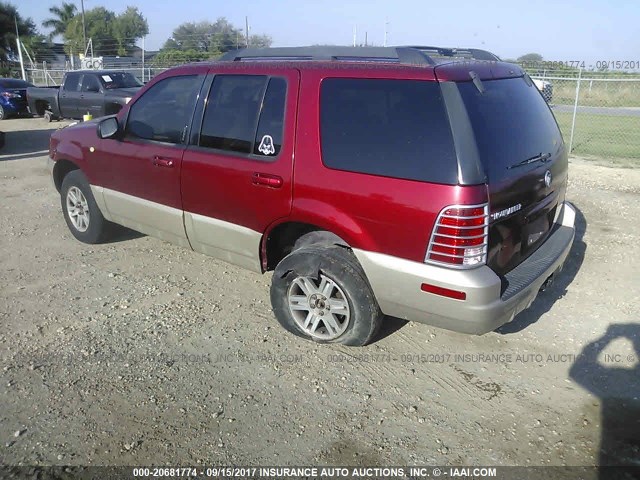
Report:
1,117,639,470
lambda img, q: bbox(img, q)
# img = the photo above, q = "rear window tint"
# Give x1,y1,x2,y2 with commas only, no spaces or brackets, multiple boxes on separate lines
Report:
320,78,458,184
458,77,563,182
200,75,267,154
253,77,287,156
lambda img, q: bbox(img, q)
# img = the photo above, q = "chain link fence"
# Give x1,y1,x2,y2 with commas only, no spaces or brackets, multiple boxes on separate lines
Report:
24,61,640,162
530,70,640,161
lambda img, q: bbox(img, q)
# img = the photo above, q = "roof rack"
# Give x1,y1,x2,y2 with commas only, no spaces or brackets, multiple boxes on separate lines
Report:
400,46,501,62
219,46,501,66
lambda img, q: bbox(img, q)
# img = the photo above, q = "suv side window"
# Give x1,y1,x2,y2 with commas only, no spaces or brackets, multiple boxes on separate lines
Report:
63,73,81,91
80,74,101,93
253,77,287,156
126,75,203,144
320,78,458,184
200,75,267,154
199,75,287,158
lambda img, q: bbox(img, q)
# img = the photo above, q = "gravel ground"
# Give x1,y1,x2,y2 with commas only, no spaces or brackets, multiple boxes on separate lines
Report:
0,117,639,469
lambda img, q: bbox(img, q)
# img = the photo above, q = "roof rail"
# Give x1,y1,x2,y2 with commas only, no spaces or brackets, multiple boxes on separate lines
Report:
219,46,437,66
401,45,501,61
219,46,501,66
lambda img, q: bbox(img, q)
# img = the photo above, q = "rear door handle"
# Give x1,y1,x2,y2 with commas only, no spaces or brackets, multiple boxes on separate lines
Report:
252,173,283,188
152,156,175,168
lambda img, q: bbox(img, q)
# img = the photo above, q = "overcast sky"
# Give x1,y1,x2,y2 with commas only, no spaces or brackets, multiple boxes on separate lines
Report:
19,0,640,65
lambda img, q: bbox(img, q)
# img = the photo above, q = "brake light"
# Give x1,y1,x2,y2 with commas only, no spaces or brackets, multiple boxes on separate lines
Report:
425,203,489,268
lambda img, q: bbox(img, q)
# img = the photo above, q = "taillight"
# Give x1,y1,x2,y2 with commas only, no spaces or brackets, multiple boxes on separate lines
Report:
425,203,489,268
1,91,21,99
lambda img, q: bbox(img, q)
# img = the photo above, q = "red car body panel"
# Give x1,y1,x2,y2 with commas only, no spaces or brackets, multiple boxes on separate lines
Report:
181,66,301,233
284,66,487,263
91,65,210,210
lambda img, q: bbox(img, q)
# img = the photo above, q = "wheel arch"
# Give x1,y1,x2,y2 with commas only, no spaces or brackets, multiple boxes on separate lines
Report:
52,159,81,192
34,100,50,116
262,221,352,272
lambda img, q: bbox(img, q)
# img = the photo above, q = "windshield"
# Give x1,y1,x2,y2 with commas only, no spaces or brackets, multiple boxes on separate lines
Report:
99,72,143,89
0,79,34,89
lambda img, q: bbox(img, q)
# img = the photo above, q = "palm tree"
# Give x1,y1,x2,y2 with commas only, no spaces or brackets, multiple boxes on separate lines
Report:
42,2,77,40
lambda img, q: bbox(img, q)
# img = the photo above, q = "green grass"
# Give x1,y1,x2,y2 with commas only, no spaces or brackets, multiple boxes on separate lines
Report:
552,111,640,162
550,82,640,107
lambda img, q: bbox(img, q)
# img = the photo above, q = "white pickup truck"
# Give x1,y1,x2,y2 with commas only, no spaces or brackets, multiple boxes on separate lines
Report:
532,78,553,103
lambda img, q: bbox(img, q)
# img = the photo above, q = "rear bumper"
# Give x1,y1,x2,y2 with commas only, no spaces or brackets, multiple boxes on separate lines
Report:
354,201,576,334
1,99,29,115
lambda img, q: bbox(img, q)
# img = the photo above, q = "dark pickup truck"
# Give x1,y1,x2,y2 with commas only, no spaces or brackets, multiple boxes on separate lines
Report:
27,70,142,121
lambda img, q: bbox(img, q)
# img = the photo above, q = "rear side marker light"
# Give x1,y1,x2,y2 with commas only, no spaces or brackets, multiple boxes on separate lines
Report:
421,283,467,300
425,203,489,269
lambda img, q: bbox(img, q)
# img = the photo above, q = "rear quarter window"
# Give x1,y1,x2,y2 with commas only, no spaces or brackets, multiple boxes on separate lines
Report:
320,78,458,184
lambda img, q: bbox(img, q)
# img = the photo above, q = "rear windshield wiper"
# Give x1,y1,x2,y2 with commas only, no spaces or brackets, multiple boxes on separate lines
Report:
508,152,552,169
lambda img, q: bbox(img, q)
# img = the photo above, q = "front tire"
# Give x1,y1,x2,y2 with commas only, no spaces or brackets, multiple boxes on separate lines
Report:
270,245,383,346
60,170,111,244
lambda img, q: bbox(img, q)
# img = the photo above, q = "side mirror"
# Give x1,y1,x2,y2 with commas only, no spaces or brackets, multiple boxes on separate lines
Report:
98,117,119,139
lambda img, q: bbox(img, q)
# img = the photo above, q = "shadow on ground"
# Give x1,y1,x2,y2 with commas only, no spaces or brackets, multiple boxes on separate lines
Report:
108,225,145,243
570,324,640,479
0,124,60,161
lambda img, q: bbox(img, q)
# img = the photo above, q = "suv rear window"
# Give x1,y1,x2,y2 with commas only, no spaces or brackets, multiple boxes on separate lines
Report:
458,77,563,182
320,78,458,184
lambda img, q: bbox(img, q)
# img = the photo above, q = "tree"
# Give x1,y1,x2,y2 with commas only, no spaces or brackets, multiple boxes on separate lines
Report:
20,34,52,63
0,1,37,62
163,21,225,53
42,2,77,41
113,6,148,56
152,48,209,67
64,7,116,55
63,6,148,57
517,53,544,63
249,34,272,48
162,17,271,55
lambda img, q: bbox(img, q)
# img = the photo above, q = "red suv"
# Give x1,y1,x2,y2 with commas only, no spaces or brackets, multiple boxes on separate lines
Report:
49,46,576,346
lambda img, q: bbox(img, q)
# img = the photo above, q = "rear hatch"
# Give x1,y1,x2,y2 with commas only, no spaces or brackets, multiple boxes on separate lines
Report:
448,68,568,276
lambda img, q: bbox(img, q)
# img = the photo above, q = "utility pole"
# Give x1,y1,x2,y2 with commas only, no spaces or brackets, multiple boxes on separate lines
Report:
365,32,368,47
245,16,250,47
384,19,389,47
14,17,26,80
80,0,87,56
353,25,357,47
